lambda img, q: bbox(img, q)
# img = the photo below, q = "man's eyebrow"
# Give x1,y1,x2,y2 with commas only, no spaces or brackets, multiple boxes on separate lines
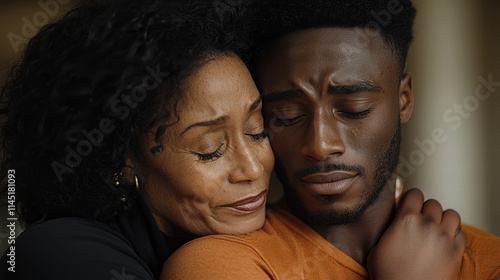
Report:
328,83,383,95
262,83,380,104
181,116,228,135
262,89,305,103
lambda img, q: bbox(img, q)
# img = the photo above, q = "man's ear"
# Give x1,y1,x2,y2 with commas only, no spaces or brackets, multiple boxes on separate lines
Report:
399,72,413,123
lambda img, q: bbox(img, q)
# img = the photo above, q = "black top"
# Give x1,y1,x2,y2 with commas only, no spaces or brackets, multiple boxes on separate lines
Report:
0,198,185,279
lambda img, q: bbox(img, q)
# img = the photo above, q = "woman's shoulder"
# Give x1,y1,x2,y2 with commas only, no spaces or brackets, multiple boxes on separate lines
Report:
1,217,154,279
20,217,126,240
19,217,134,244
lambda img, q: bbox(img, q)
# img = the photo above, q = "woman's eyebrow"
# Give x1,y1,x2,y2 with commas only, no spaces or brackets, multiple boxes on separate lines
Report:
181,96,261,136
181,116,228,135
249,96,262,112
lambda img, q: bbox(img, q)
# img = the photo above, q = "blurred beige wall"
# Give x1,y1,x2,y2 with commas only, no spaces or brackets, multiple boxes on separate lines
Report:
402,0,500,235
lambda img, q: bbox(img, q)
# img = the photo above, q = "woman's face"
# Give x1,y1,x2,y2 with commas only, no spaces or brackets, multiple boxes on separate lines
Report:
135,55,274,237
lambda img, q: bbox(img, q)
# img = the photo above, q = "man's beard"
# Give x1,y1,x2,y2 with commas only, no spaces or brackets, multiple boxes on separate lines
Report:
276,119,401,227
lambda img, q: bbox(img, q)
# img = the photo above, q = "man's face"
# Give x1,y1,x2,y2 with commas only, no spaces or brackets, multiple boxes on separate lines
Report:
258,27,413,226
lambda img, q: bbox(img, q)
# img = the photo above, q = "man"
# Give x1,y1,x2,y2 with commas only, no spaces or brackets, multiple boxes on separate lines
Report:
163,0,500,279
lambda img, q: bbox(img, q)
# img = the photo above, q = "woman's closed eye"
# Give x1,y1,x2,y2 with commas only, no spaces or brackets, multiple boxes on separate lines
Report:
196,143,224,161
246,128,270,141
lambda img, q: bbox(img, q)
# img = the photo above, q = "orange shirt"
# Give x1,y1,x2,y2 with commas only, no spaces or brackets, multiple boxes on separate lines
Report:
163,203,500,279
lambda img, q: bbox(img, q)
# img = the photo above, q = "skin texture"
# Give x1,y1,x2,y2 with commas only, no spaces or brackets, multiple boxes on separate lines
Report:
130,55,274,238
258,27,466,278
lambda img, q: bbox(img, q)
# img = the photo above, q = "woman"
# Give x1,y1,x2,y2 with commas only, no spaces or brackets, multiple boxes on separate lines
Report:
0,0,272,278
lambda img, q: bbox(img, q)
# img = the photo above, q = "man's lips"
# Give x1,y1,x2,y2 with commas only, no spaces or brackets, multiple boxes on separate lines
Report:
222,190,267,212
301,171,357,183
300,171,357,195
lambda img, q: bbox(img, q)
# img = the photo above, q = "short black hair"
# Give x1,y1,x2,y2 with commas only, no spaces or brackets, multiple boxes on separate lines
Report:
0,0,247,227
249,0,416,75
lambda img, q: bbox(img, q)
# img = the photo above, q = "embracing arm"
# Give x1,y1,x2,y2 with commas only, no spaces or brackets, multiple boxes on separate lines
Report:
368,188,467,280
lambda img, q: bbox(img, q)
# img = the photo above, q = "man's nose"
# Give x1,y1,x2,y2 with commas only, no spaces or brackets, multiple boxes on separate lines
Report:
300,112,345,161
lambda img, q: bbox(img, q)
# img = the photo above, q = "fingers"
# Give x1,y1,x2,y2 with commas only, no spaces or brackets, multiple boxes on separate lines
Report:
397,188,424,215
422,199,444,224
447,209,468,258
441,209,467,259
441,209,462,237
397,189,466,241
455,229,468,256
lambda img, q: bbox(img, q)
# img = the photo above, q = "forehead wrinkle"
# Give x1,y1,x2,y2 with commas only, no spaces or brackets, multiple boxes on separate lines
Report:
259,28,398,101
183,94,220,119
286,75,319,101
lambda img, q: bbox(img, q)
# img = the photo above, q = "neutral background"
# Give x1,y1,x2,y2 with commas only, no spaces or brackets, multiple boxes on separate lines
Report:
404,0,500,236
1,0,499,256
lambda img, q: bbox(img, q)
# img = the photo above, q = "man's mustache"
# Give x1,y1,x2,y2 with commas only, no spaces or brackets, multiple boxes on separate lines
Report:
294,163,365,180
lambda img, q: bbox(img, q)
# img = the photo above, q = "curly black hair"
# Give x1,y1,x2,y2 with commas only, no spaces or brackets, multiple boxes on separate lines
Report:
0,0,249,227
248,0,416,76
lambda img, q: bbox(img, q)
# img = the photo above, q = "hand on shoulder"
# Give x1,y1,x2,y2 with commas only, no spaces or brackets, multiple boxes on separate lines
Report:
368,188,467,280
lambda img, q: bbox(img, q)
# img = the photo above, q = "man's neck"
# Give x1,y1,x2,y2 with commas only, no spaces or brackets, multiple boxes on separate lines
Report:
310,183,396,267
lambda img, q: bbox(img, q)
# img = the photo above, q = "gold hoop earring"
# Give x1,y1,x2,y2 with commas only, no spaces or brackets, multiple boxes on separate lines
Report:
134,175,140,191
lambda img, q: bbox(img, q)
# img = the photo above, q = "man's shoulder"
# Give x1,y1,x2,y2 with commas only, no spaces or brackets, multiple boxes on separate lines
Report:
460,224,500,279
163,228,280,279
462,224,500,242
163,205,369,279
170,205,298,256
462,223,500,253
162,205,312,279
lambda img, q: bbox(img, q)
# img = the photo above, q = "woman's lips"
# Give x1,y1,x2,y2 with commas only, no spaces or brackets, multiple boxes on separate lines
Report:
223,190,267,212
300,171,357,195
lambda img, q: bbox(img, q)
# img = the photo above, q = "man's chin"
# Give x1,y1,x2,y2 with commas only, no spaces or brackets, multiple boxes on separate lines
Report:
313,193,345,204
300,205,366,227
286,191,367,227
